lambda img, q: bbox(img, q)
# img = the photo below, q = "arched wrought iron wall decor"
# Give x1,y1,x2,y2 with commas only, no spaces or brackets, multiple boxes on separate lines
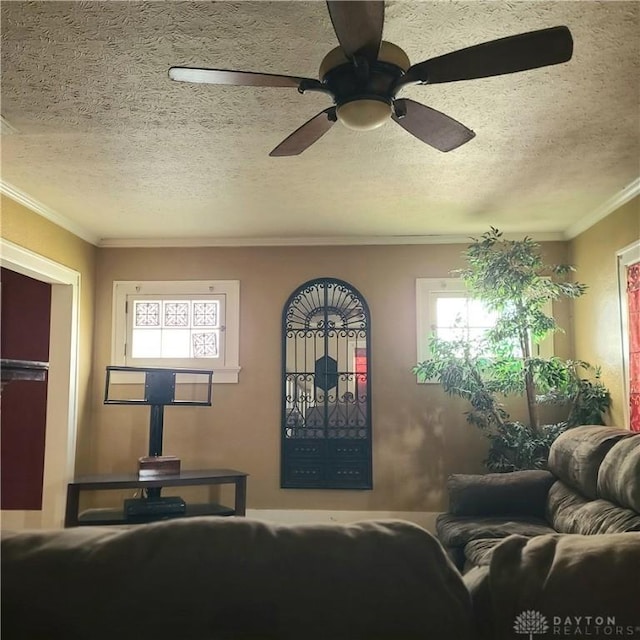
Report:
281,277,372,489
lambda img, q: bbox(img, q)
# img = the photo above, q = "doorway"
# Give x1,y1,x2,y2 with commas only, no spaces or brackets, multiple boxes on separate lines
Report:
1,267,51,510
0,239,80,528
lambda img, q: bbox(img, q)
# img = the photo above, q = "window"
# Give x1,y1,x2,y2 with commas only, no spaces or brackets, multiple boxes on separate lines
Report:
431,294,500,345
130,298,222,360
112,281,240,383
416,278,553,382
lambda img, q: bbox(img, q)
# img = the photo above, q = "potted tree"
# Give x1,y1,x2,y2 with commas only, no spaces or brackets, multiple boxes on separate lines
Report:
414,228,610,471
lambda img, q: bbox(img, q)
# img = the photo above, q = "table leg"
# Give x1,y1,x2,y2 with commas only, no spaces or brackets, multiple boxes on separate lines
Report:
235,476,246,516
64,485,80,527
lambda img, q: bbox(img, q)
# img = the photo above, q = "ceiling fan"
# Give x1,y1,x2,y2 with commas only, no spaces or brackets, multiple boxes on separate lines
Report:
168,1,573,156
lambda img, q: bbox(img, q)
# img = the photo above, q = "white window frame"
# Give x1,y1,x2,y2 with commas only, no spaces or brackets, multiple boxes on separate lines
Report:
111,280,240,383
416,278,554,383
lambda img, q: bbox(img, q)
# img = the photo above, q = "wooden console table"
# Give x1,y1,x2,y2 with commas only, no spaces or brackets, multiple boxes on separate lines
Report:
65,468,247,527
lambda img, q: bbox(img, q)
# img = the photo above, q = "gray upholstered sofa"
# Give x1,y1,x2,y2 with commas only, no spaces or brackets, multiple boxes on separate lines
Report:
3,514,639,640
436,425,640,571
464,531,640,640
3,426,640,640
2,518,475,640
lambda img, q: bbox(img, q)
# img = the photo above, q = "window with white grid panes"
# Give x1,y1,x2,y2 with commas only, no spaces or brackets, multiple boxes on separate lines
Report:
416,278,553,382
111,281,240,383
432,295,499,345
131,298,221,360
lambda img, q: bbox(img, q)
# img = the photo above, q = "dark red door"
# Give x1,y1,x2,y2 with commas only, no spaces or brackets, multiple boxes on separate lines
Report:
1,267,52,510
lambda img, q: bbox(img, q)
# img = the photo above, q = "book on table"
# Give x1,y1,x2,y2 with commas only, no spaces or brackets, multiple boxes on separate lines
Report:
138,455,180,477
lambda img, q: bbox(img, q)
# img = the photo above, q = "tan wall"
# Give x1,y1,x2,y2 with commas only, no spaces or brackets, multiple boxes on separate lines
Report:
570,196,640,428
92,241,570,512
0,194,589,515
0,195,97,522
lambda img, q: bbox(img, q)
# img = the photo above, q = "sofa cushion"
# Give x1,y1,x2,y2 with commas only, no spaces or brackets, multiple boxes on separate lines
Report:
547,425,633,499
461,565,493,640
436,513,555,548
446,470,555,518
576,500,640,534
1,517,475,640
546,480,590,532
484,533,640,640
597,434,640,512
463,538,502,567
547,481,640,534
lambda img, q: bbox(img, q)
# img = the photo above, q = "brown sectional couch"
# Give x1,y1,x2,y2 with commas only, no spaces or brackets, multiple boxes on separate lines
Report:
437,425,640,571
3,519,639,640
2,426,639,640
465,531,640,640
2,518,475,640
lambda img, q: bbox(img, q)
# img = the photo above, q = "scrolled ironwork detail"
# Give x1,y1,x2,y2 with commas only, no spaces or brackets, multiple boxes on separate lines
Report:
281,277,372,489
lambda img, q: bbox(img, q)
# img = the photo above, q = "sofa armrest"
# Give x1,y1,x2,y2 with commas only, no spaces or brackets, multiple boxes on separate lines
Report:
447,470,555,519
486,533,640,640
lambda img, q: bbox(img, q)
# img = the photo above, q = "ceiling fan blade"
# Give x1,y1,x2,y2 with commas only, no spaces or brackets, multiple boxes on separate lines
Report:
169,66,320,88
392,99,475,152
270,108,337,157
326,1,384,60
400,26,573,86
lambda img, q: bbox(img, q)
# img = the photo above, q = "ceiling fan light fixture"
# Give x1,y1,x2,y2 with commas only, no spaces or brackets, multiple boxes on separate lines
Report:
337,98,392,130
167,3,575,156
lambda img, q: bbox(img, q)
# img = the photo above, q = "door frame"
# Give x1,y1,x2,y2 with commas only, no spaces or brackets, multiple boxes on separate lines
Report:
617,239,640,430
1,239,80,528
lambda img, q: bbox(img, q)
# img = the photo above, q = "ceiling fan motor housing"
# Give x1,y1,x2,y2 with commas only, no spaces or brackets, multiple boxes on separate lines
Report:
320,41,411,130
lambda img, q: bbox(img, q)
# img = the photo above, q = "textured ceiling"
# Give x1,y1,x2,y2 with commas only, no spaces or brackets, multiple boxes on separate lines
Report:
1,1,638,245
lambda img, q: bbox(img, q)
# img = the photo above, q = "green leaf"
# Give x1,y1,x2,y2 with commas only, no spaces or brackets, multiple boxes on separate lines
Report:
413,227,610,471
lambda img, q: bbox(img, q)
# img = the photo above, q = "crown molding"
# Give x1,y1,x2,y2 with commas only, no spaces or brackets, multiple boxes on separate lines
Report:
564,177,640,240
0,180,99,245
97,231,565,248
0,115,19,135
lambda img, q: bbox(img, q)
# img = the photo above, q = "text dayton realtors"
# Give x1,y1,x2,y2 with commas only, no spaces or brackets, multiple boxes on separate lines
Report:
553,615,638,637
